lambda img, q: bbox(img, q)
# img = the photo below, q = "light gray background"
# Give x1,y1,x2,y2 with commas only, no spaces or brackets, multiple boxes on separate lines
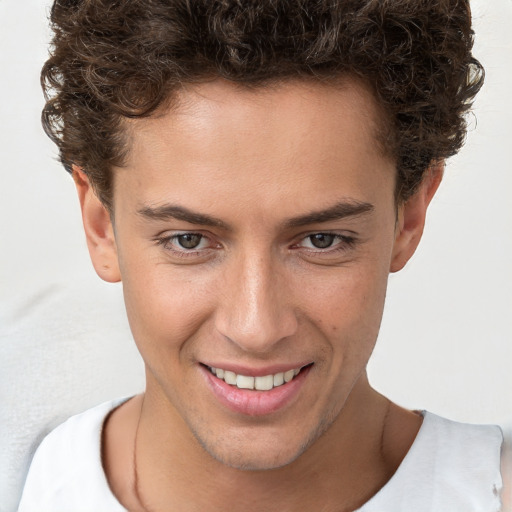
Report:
1,1,511,510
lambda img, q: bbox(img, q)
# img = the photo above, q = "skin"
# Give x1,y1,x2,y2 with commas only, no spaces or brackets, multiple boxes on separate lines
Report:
75,78,441,511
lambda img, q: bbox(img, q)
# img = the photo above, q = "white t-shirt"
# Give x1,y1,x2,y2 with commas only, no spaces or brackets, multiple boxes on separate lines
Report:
18,398,504,512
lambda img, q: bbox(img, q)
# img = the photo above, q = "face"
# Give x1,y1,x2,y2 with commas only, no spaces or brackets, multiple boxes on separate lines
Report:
81,78,429,471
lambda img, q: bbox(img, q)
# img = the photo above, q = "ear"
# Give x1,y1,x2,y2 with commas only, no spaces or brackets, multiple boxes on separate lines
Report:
390,161,444,273
73,165,121,283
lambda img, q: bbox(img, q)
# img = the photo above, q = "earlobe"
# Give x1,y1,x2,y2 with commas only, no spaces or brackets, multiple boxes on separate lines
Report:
73,165,121,283
390,161,444,273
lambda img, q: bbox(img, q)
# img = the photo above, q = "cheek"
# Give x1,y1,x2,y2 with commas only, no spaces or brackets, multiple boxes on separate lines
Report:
304,262,388,323
299,262,389,361
119,254,217,359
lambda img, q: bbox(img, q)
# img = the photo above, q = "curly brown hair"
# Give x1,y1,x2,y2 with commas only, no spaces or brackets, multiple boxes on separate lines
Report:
42,0,483,210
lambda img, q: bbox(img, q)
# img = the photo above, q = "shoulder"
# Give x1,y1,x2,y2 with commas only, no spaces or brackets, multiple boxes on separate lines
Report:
18,397,130,512
420,411,503,471
360,412,504,512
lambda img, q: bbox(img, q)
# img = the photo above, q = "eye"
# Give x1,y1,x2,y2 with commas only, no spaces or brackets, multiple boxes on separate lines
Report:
293,232,360,262
175,233,204,249
155,232,213,254
298,233,350,250
304,233,337,249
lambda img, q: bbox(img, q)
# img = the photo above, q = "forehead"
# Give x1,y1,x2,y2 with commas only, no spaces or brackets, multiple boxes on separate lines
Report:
127,77,388,154
115,78,395,217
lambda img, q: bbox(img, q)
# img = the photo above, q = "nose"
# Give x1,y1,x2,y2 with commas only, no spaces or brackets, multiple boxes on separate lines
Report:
215,250,298,353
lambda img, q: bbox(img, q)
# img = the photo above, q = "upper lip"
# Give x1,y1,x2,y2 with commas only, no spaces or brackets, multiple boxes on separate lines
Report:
201,362,312,377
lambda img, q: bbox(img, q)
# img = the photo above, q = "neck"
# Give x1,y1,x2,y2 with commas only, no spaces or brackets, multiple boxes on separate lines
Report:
106,374,420,512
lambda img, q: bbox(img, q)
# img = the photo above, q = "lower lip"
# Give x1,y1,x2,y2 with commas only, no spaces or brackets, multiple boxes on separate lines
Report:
201,365,311,417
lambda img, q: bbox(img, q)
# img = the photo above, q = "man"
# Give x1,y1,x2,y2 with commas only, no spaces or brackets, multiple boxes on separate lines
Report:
18,0,504,510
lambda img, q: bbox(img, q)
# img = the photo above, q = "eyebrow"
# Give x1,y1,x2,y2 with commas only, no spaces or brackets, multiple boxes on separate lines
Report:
137,200,374,230
137,204,230,229
284,200,374,228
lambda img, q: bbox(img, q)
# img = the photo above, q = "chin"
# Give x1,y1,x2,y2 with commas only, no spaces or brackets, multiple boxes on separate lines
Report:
204,443,305,472
191,416,334,472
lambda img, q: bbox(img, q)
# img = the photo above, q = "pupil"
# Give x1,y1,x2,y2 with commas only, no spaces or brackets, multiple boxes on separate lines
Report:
178,234,202,249
310,234,334,249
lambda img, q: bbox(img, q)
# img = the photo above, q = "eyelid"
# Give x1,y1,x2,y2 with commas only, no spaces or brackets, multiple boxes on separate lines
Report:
292,231,359,252
153,229,358,259
154,230,220,256
295,229,357,242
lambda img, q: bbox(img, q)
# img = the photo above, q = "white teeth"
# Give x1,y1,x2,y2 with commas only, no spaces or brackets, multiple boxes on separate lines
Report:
224,370,237,385
236,375,255,390
273,372,284,387
208,365,306,391
255,375,274,391
284,369,295,383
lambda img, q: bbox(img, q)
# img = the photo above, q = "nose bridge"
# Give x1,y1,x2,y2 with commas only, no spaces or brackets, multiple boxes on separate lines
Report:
216,246,297,352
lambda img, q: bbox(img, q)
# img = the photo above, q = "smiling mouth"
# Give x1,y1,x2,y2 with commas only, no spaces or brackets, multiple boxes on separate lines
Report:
206,364,311,391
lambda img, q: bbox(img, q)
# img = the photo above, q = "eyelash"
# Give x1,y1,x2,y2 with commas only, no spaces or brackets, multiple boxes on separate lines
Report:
154,232,215,258
154,231,358,259
294,233,357,253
